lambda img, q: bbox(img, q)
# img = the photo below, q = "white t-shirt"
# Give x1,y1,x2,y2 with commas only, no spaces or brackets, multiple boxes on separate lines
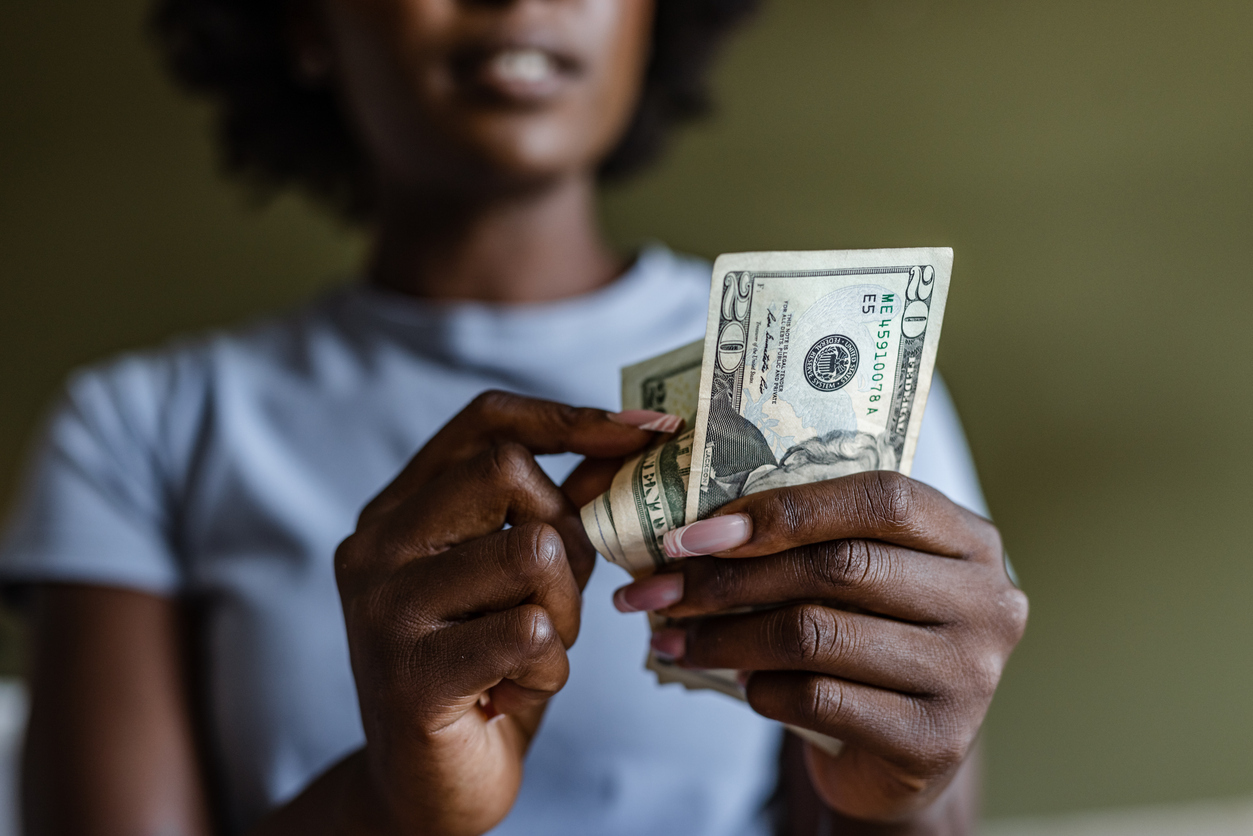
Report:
0,246,987,835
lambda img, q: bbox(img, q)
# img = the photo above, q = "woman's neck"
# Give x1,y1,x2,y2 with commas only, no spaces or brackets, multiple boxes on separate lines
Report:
368,174,624,304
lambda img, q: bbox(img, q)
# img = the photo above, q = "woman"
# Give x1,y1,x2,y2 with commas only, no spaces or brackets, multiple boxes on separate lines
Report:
0,1,1027,834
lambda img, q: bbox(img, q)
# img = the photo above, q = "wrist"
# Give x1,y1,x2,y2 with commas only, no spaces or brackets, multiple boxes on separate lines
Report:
335,750,405,836
819,748,979,836
245,748,427,836
343,746,463,836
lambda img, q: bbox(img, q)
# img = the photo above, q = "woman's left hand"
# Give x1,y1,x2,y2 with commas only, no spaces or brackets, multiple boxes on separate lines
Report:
612,470,1028,825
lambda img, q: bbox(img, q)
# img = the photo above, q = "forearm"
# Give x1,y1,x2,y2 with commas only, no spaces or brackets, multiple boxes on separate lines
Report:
22,586,215,836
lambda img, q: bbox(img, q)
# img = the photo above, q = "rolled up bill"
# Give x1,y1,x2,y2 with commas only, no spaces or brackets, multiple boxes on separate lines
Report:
581,340,703,576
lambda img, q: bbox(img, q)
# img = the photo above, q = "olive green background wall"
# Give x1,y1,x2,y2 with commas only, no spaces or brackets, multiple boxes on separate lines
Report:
3,0,1252,820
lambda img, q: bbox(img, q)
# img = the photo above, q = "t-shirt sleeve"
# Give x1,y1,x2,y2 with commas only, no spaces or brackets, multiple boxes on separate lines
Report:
909,374,990,518
0,358,185,595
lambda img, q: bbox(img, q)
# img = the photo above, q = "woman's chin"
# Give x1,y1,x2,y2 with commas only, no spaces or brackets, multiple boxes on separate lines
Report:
446,114,608,186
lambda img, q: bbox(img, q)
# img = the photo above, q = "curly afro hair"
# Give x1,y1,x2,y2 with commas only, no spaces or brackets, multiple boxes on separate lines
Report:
150,0,761,222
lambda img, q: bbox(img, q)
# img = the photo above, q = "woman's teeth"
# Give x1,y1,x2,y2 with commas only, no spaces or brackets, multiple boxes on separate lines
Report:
489,48,556,84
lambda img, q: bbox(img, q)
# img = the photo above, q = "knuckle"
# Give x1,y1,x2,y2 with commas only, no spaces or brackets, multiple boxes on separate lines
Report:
467,389,517,421
1000,587,1030,643
509,604,560,659
913,708,973,777
355,493,388,526
375,573,438,640
762,490,809,540
955,644,1004,704
778,604,840,667
332,536,361,590
867,470,915,527
809,539,874,590
333,533,405,606
799,675,844,730
933,626,1003,705
547,401,582,432
484,440,535,483
505,523,566,584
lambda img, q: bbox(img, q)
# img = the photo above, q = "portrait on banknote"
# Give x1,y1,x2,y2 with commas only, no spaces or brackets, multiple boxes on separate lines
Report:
698,382,898,509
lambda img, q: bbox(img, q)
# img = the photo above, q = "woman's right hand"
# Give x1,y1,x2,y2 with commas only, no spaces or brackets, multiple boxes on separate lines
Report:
331,391,660,836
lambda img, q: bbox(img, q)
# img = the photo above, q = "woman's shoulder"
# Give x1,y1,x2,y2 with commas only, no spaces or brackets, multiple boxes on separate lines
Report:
35,291,359,497
0,288,367,594
63,289,353,413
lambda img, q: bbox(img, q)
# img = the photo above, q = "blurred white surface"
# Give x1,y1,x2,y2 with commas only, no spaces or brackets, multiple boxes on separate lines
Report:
0,680,25,836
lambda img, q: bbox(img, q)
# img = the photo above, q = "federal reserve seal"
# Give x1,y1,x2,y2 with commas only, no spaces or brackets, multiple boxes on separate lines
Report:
803,334,859,392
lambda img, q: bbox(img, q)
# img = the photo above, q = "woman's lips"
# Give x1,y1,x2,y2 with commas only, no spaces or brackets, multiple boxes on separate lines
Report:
490,48,557,85
456,44,580,104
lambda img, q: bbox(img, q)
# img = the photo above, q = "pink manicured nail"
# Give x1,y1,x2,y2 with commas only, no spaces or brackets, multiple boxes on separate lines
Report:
607,410,684,433
662,514,753,559
613,573,684,613
650,627,686,661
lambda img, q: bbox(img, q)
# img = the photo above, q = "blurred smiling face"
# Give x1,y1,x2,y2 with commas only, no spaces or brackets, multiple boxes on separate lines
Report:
311,0,657,190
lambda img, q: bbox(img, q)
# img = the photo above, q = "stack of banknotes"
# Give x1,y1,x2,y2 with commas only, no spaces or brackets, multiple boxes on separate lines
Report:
580,248,954,755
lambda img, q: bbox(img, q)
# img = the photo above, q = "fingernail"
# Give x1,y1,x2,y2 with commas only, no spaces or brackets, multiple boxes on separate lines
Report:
607,410,684,433
650,627,686,662
662,514,753,559
613,573,684,613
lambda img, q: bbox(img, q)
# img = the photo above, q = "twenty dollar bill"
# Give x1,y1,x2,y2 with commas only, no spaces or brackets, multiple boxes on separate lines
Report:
685,248,951,523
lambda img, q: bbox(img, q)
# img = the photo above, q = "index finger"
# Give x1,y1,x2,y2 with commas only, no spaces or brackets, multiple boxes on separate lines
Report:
377,390,675,511
708,471,1001,564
